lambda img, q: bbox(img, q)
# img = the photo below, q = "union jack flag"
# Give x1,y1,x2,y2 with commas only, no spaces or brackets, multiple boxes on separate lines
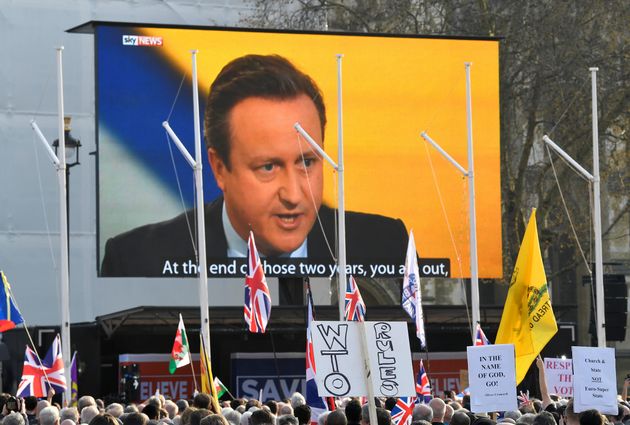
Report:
474,324,490,346
415,359,431,402
345,275,366,321
306,280,328,424
391,397,416,425
17,334,67,397
244,232,271,333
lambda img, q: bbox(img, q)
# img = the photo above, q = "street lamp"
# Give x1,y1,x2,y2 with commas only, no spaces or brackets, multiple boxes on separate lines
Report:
52,117,82,168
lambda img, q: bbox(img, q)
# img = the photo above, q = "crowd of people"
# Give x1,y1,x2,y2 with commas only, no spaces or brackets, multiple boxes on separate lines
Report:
0,383,628,425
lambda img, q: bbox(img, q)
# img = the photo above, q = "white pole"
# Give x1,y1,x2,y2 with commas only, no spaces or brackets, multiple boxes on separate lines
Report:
465,63,480,341
191,50,212,357
56,46,72,404
590,67,606,347
336,54,347,323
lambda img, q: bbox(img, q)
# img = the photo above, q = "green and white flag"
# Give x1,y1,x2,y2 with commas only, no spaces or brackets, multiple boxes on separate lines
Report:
214,377,228,398
169,314,190,374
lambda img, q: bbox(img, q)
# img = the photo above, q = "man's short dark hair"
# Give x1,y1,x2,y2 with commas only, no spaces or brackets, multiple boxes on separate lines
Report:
375,408,391,425
533,412,556,425
24,396,38,411
294,404,312,425
123,412,148,425
142,405,159,420
250,409,274,425
327,410,348,425
264,401,278,415
204,54,327,169
450,412,471,425
345,399,362,423
193,393,211,409
190,409,212,425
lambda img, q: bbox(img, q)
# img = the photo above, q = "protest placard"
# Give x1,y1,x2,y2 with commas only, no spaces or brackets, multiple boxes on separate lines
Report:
544,357,573,397
572,346,617,414
467,344,517,413
312,321,414,397
364,321,415,397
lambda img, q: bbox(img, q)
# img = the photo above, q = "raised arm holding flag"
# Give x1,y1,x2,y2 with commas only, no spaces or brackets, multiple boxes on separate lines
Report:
495,209,558,384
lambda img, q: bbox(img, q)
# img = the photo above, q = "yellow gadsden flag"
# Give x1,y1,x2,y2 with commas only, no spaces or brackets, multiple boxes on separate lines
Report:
495,209,558,384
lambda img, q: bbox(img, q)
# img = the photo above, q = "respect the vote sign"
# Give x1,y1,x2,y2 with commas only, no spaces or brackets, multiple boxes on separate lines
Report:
544,357,573,397
572,346,617,415
467,344,517,413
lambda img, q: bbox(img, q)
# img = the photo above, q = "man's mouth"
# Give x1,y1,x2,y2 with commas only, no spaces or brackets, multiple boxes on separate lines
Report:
275,213,302,228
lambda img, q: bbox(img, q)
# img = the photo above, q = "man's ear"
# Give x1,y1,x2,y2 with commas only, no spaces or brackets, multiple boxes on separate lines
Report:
208,148,227,191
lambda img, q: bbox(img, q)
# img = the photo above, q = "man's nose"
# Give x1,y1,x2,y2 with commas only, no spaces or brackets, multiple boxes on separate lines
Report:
278,168,302,206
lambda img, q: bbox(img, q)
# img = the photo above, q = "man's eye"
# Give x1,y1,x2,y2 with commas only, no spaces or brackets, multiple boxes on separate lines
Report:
303,158,314,167
261,163,275,172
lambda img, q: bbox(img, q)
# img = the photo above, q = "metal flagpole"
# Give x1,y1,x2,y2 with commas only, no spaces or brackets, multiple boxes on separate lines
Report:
30,48,73,402
464,62,481,339
419,62,480,344
590,67,606,347
162,50,212,366
336,54,347,323
56,46,72,404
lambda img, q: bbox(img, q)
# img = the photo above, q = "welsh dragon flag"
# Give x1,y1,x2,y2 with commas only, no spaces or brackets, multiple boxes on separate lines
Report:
169,314,190,374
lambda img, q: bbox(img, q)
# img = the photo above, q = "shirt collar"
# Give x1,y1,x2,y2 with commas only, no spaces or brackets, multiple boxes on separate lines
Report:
222,201,308,258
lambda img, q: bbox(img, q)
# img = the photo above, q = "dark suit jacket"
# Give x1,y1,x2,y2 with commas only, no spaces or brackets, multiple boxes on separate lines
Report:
101,196,408,277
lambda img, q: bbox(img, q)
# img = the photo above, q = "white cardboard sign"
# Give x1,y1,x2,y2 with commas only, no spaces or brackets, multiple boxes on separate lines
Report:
312,321,414,397
572,346,617,415
467,344,517,413
543,357,573,397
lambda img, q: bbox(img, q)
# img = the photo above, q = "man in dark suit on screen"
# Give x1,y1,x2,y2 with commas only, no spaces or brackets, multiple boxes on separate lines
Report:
101,54,408,277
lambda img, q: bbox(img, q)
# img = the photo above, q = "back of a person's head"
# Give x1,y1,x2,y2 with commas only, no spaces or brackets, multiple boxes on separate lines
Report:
290,393,306,409
516,413,536,425
61,407,80,423
450,412,471,425
4,411,26,425
250,409,274,425
429,398,446,422
176,401,189,415
142,405,159,421
579,410,603,425
263,401,277,415
79,397,97,414
385,399,397,412
123,413,148,425
327,410,348,425
106,404,124,418
189,409,211,425
278,415,299,425
163,401,178,420
199,415,229,425
240,412,252,425
96,400,105,411
40,406,61,425
25,396,38,412
345,399,362,423
230,400,245,410
412,404,433,422
445,405,455,422
193,394,211,410
89,414,119,425
375,408,391,425
505,412,522,422
37,400,52,417
224,409,242,425
82,406,101,424
532,412,555,425
293,405,311,425
412,420,432,425
278,405,294,417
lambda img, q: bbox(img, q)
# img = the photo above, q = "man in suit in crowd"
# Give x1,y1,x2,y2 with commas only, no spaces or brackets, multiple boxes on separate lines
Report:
101,54,407,277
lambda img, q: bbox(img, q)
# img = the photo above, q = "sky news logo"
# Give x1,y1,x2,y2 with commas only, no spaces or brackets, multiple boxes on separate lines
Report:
122,35,163,47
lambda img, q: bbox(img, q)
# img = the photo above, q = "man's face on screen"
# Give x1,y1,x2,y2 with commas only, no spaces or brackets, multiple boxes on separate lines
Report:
209,94,324,256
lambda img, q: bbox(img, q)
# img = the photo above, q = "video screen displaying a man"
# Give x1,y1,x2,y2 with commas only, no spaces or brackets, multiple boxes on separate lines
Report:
101,54,408,277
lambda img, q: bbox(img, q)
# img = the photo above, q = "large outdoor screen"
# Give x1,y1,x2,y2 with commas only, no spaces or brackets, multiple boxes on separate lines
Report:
93,23,501,278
